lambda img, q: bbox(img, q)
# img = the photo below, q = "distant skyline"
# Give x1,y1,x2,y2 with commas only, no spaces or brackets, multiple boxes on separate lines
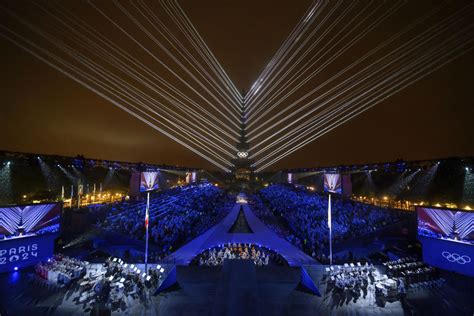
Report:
1,0,473,171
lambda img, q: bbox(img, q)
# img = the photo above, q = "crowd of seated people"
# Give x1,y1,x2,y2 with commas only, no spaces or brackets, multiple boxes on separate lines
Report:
258,184,412,260
192,243,288,267
249,195,294,240
35,254,87,286
99,184,233,258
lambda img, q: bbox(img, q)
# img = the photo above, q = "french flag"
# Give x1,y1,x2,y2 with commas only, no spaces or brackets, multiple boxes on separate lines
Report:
145,209,149,229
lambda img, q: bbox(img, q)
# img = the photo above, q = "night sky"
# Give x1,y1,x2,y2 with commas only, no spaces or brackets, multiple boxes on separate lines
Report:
0,0,473,171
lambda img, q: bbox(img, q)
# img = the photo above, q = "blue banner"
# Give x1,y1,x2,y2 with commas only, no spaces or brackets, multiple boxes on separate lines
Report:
419,236,474,277
0,234,56,273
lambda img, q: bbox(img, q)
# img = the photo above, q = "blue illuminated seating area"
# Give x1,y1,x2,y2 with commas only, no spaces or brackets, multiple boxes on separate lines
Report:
258,184,412,259
99,184,230,257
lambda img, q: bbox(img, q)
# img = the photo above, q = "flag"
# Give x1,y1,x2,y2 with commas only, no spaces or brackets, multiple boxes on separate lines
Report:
145,191,150,229
145,208,149,229
328,194,332,229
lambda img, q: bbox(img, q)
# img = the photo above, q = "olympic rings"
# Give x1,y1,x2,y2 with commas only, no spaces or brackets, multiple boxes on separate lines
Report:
441,251,471,265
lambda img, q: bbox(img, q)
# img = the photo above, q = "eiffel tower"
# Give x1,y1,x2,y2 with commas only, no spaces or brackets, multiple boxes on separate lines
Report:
231,103,254,180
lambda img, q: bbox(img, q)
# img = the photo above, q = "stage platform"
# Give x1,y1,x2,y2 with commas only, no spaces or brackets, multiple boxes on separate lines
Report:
153,263,474,316
164,203,317,266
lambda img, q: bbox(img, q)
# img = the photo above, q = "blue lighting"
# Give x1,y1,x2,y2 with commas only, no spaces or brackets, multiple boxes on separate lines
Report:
14,266,18,271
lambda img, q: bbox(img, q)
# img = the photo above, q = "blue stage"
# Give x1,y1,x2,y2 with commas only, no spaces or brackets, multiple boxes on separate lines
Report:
164,203,317,266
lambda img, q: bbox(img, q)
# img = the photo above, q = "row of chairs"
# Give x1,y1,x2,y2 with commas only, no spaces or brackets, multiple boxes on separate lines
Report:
407,278,445,292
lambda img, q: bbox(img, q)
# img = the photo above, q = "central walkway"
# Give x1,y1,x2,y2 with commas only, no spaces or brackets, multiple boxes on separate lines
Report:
164,202,317,266
228,206,253,233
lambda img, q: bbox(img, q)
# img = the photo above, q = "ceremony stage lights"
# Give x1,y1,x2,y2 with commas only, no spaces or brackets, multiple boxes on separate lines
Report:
1,1,473,172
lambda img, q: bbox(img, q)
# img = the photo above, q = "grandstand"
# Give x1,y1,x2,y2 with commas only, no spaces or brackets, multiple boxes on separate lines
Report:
258,184,412,262
99,184,231,257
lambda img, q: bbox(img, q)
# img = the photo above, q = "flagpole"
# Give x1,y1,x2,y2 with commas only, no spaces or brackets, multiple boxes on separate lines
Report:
70,185,74,208
145,191,150,274
328,193,333,266
77,183,81,209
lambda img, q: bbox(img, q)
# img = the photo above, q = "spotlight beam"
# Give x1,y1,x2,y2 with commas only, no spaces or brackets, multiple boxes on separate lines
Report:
89,1,241,128
247,0,404,127
254,32,472,166
248,3,472,149
165,0,243,104
254,35,474,171
245,0,340,110
50,1,239,139
114,1,242,116
2,1,473,173
253,30,473,166
0,5,236,162
0,25,232,171
246,4,442,139
33,2,239,149
244,0,325,104
134,0,242,110
246,0,354,114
